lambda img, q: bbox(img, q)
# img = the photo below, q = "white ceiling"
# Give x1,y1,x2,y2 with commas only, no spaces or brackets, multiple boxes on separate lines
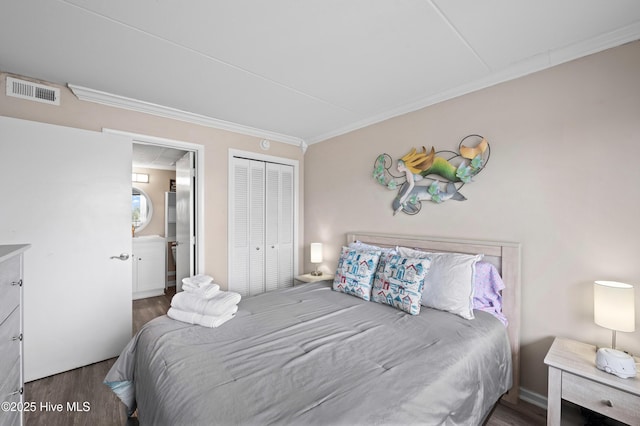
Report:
132,143,187,170
2,1,640,146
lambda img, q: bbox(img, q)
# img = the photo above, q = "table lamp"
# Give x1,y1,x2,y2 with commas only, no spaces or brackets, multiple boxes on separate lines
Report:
594,280,635,349
310,243,323,276
593,280,636,378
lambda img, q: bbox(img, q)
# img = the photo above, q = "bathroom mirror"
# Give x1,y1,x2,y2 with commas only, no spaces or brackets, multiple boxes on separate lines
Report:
132,186,153,232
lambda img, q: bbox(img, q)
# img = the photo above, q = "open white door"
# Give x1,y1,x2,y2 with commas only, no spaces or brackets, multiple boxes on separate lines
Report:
175,151,194,291
0,116,132,381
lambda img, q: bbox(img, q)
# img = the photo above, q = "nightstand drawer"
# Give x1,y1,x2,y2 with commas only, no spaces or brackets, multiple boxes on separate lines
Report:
562,371,640,425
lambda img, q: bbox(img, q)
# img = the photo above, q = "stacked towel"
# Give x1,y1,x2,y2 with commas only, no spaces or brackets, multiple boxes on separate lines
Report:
168,274,241,328
181,274,220,299
167,307,236,328
182,274,214,290
185,282,220,299
172,291,241,317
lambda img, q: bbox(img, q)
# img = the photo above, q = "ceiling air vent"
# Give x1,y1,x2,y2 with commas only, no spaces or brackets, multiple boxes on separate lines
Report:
6,76,60,105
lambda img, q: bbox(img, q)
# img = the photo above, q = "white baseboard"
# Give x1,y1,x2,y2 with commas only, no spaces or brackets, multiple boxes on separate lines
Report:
518,387,548,409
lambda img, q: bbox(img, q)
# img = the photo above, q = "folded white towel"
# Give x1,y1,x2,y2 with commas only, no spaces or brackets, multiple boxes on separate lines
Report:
182,281,199,291
171,290,242,317
182,274,214,288
184,282,220,299
167,307,236,328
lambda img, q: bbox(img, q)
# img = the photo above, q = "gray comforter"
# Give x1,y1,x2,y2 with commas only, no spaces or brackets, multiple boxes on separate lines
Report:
105,282,512,426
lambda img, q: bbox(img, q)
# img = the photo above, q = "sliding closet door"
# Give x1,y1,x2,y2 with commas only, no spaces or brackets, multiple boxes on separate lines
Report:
279,165,294,288
265,163,294,291
230,158,265,296
229,157,294,296
248,161,266,295
229,158,251,296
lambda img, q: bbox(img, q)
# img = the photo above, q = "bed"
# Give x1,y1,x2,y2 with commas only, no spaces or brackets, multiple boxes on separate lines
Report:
106,232,521,425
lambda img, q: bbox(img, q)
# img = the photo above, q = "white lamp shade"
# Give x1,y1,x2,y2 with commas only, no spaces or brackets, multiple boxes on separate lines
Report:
310,243,323,264
594,281,636,332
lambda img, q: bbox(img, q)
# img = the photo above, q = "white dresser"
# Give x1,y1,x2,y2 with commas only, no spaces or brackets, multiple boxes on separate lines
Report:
0,244,29,426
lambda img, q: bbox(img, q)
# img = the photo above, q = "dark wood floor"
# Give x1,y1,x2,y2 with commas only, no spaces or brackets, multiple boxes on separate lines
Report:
24,288,566,426
24,290,174,426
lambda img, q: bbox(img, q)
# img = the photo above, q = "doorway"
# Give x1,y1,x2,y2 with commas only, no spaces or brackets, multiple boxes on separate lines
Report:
106,129,205,295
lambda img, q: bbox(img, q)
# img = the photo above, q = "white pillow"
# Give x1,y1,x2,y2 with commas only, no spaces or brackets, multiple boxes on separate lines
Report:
398,247,483,320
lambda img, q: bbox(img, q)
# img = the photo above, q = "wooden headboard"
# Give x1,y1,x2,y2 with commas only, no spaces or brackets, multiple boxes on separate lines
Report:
347,232,521,405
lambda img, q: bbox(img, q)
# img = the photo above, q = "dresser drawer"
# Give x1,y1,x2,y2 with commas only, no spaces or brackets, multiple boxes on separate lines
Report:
0,361,21,426
0,401,20,426
562,371,640,425
0,307,21,383
0,355,20,400
0,255,21,323
0,387,21,426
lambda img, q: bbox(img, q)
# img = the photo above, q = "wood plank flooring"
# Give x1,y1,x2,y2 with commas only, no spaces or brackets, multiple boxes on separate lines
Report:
24,288,568,426
23,290,175,426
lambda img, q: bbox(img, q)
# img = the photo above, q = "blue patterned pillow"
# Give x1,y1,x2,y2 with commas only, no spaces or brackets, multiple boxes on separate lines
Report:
333,247,381,301
371,253,431,315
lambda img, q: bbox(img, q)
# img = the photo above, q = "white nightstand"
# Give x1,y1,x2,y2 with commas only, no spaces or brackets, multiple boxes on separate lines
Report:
544,337,640,426
294,273,334,285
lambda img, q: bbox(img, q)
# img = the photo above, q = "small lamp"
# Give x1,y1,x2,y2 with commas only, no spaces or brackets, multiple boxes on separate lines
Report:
594,280,635,349
310,243,323,276
593,281,636,378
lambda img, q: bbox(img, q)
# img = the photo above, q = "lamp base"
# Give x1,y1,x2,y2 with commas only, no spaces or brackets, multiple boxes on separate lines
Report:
595,347,637,379
310,271,323,276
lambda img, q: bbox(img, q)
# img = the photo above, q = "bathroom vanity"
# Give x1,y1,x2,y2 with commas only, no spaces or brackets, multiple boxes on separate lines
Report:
132,236,166,300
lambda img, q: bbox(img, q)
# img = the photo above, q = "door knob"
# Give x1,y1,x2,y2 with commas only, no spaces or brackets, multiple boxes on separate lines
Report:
110,253,130,261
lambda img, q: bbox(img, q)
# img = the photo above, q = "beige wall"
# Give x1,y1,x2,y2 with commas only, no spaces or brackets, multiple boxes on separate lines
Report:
132,167,176,237
0,73,305,289
304,41,640,397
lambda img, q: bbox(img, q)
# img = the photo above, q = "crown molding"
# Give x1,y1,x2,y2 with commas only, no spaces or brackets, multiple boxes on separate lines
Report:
67,84,307,150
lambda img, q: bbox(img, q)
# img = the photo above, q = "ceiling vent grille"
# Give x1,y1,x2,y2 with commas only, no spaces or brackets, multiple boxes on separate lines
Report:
6,76,60,105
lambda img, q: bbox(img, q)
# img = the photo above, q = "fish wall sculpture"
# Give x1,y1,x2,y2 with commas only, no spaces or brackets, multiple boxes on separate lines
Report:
373,134,490,215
